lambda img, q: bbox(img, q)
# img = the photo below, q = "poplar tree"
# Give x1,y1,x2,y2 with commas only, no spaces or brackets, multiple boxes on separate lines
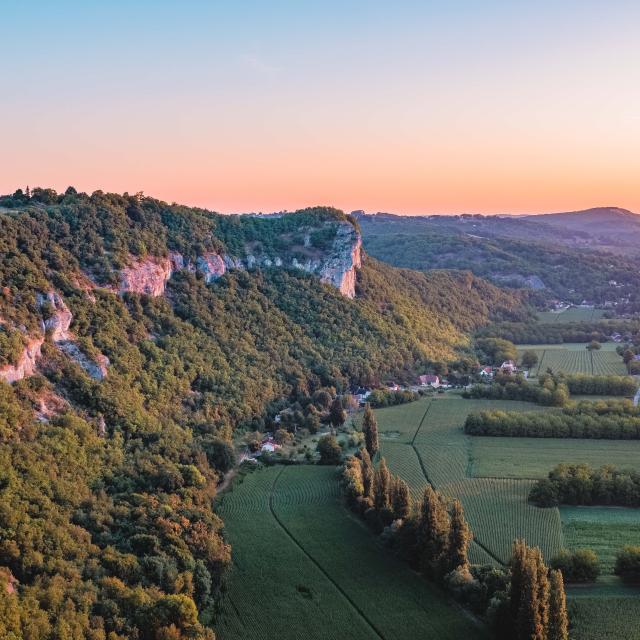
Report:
359,448,374,500
447,499,471,572
533,547,550,635
510,539,528,621
373,457,391,512
390,476,412,520
548,569,569,640
362,403,379,457
517,560,543,640
416,485,450,577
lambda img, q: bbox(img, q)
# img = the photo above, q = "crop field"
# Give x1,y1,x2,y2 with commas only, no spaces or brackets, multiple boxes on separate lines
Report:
216,464,487,640
561,506,640,574
379,397,563,564
568,597,640,640
470,437,640,479
537,308,606,323
518,344,627,377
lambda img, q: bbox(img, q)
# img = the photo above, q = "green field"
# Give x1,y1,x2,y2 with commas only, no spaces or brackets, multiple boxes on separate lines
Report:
561,506,640,574
470,438,640,479
517,343,627,377
216,465,487,640
377,397,563,564
373,395,640,638
537,308,606,323
568,597,640,640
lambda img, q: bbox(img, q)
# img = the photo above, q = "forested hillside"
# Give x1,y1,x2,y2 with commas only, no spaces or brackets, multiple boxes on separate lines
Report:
0,188,525,639
357,212,640,305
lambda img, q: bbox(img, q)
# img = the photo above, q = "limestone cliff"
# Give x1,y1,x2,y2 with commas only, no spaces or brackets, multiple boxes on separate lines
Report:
0,337,44,384
113,220,363,298
119,256,173,296
0,291,110,383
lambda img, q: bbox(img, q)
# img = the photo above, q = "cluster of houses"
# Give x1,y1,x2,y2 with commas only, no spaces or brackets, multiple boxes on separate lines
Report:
478,360,520,380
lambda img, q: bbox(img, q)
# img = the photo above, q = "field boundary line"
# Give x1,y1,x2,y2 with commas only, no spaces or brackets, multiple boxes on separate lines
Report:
268,466,386,640
411,444,505,567
410,400,432,445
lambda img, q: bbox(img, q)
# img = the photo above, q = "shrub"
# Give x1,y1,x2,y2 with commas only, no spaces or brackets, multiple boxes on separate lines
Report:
615,546,640,583
550,549,600,583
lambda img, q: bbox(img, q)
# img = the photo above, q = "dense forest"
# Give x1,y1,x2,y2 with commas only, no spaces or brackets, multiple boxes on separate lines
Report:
0,188,526,638
357,212,640,306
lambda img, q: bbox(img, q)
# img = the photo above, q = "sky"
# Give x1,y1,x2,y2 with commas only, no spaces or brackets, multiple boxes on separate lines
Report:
2,1,640,215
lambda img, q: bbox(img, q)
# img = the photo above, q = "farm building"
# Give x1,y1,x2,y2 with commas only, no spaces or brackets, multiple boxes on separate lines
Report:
499,360,517,375
419,374,440,387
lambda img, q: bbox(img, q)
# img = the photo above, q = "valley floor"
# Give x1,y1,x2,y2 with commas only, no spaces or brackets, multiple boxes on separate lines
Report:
215,465,487,640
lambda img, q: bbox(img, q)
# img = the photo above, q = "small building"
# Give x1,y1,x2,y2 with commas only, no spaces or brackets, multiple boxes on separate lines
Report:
419,374,440,388
261,438,281,453
479,366,493,378
500,360,517,375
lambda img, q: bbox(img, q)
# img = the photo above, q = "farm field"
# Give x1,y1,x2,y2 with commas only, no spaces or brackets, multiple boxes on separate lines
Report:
373,395,640,639
379,397,563,564
537,308,606,323
567,597,640,640
470,437,640,479
216,464,487,640
517,343,627,377
561,506,640,574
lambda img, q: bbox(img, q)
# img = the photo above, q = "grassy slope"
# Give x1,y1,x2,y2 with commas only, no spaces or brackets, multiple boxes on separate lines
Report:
216,465,486,640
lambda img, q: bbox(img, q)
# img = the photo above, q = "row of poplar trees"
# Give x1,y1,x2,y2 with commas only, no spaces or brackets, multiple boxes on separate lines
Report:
345,404,569,640
504,540,569,640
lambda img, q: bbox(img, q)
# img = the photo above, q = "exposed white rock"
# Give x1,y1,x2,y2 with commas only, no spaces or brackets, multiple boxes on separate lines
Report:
0,337,44,384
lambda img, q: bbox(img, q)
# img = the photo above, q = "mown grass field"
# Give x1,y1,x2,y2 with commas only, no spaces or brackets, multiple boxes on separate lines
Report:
561,506,640,574
537,308,606,323
517,343,627,377
470,437,640,479
216,464,487,640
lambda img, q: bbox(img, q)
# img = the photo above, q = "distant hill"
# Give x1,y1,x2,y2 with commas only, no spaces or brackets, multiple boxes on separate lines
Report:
356,208,640,305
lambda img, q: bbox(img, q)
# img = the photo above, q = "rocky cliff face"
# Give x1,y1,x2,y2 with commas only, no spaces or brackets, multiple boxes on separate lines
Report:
38,291,73,341
0,291,110,384
113,220,363,298
0,337,44,384
119,256,174,296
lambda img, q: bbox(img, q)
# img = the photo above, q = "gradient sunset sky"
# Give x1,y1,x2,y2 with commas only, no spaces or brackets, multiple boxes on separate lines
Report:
3,1,640,215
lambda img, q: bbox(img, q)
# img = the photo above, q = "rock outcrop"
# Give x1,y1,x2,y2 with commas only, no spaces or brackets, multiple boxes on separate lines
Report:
0,337,44,384
58,341,110,380
119,256,173,297
1,290,110,384
113,221,362,298
38,291,73,341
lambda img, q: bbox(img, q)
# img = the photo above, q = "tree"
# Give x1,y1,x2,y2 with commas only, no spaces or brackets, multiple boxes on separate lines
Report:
548,569,569,640
362,403,379,457
447,499,471,572
516,560,544,640
329,398,346,428
586,340,601,351
551,548,599,583
359,448,374,499
521,350,539,369
510,539,528,621
614,545,640,583
317,435,342,465
533,547,549,636
343,456,364,503
416,485,450,577
390,476,412,520
373,457,391,512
